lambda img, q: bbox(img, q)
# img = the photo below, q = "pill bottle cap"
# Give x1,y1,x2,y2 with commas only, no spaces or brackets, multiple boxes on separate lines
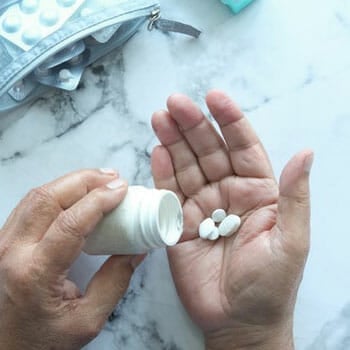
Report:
139,189,183,249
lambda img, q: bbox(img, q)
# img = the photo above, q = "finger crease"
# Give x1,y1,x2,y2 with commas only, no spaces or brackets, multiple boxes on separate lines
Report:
198,146,228,160
180,116,205,133
230,139,260,153
219,114,244,128
175,161,201,175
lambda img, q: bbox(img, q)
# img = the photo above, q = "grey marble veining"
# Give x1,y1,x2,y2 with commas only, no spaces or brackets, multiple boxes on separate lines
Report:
307,304,350,350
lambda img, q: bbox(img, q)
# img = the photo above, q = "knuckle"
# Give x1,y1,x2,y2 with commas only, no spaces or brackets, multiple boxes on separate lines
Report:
5,261,36,291
27,186,53,206
76,168,98,178
294,194,310,207
73,168,106,190
289,188,310,205
0,251,43,305
56,211,83,239
22,187,60,222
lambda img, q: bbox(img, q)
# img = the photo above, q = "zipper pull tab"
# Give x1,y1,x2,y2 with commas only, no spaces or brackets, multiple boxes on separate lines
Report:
148,8,201,39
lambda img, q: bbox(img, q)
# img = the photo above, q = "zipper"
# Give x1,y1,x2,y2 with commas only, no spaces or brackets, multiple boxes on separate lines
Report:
148,8,161,31
147,7,201,38
0,1,161,96
0,0,201,106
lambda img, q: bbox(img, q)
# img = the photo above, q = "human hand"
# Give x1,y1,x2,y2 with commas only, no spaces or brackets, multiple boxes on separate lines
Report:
151,91,313,350
0,169,140,350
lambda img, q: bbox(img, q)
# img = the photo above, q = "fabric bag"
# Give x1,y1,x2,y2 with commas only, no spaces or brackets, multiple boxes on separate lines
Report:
0,0,200,112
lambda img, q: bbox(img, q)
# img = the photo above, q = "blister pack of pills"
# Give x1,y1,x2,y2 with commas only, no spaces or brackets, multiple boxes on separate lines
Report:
0,0,201,112
0,0,86,51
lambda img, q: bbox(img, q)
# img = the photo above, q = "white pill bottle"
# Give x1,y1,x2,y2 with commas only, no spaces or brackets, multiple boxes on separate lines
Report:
83,186,183,255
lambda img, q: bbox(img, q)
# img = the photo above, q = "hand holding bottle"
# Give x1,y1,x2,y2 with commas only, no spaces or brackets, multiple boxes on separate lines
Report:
0,169,141,350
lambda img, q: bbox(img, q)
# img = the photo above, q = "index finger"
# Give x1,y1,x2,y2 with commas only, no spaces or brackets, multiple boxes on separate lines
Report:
44,168,119,209
206,90,275,179
35,179,128,275
1,169,119,243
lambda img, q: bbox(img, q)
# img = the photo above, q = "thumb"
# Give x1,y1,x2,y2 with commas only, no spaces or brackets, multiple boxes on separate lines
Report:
77,254,145,327
277,150,314,251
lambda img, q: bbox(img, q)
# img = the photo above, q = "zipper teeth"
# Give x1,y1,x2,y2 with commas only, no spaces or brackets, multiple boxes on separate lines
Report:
0,3,159,96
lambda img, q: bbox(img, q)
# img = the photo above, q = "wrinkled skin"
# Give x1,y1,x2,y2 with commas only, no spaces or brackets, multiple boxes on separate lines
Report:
0,170,142,350
151,90,313,350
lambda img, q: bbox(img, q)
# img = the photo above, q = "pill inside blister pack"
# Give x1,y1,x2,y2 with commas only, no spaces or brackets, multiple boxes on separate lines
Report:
0,0,130,95
0,0,86,51
32,48,88,91
0,0,202,112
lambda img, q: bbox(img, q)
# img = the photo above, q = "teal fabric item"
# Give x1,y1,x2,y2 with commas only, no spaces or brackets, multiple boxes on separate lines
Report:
220,0,256,14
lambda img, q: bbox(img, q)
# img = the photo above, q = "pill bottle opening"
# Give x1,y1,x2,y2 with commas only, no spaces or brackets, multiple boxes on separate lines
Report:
158,192,183,246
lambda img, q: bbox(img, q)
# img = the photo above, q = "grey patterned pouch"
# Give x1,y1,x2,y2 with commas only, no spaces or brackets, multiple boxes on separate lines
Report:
0,0,200,112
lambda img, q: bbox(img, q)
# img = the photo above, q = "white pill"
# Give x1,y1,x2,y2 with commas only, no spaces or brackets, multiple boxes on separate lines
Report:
57,0,77,7
211,209,227,223
20,0,39,14
58,69,73,82
40,10,59,26
208,227,220,241
199,218,215,239
12,80,25,93
2,15,21,33
218,214,241,237
22,28,41,45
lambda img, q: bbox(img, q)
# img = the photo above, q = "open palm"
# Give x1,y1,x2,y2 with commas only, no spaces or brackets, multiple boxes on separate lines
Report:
151,91,312,341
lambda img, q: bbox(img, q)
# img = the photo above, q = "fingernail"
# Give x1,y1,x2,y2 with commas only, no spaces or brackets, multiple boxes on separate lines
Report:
106,178,127,190
304,153,314,173
131,254,146,270
100,168,118,175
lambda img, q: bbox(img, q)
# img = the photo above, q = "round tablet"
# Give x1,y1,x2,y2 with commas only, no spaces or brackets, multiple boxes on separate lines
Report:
20,0,39,14
2,15,21,33
40,10,59,26
58,69,73,82
211,208,227,223
57,0,77,7
22,28,41,45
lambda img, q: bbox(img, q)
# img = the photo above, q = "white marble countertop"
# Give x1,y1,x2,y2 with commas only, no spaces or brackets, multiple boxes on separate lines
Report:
1,0,350,349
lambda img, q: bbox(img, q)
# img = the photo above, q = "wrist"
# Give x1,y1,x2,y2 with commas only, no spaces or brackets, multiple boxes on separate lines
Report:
205,320,294,350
